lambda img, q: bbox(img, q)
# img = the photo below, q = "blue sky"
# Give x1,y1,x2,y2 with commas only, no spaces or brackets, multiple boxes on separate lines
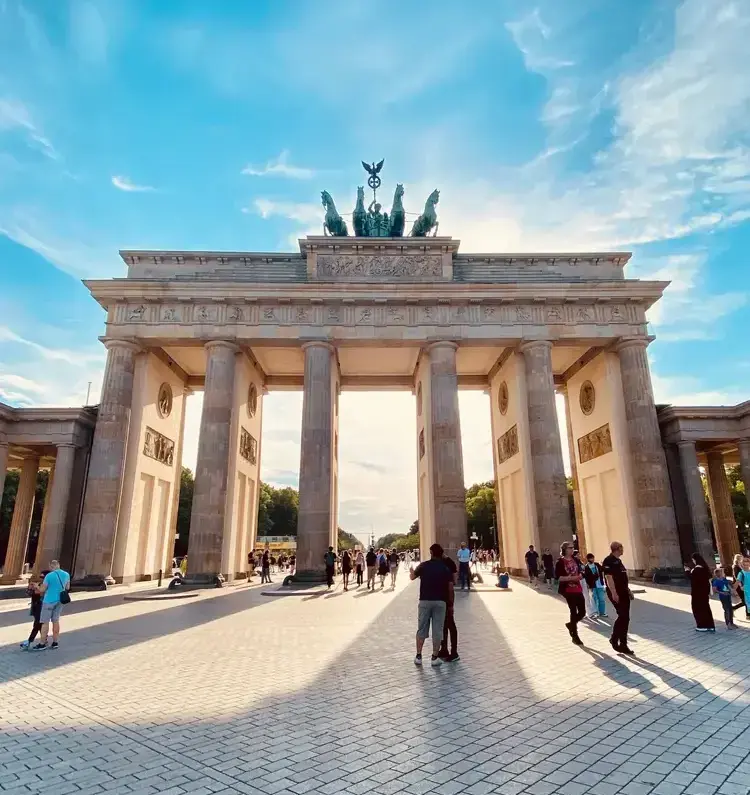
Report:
1,0,749,540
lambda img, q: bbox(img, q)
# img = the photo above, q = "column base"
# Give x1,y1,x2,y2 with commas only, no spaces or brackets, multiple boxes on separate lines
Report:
175,573,226,590
0,575,26,586
289,569,327,584
71,574,116,590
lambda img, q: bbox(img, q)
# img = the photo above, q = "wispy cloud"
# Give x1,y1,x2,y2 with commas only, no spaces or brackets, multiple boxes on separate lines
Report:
0,97,57,160
242,150,315,180
246,198,321,225
0,325,105,367
111,175,155,192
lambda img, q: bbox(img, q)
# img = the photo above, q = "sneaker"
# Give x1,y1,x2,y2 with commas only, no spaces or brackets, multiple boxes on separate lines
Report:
31,643,47,651
437,649,449,660
414,654,423,666
50,642,59,650
430,656,443,667
446,652,460,663
19,640,29,649
695,628,709,632
619,646,636,656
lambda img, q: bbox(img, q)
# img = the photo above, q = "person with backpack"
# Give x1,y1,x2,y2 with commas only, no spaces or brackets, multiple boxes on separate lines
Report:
32,560,70,651
583,553,607,618
366,547,377,590
377,548,389,589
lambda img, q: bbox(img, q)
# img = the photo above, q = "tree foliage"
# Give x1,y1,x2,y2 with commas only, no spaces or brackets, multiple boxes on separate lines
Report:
465,481,497,549
338,527,359,549
174,466,195,557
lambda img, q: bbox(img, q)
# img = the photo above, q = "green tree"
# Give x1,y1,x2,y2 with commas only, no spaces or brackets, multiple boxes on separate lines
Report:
337,527,359,549
465,481,496,548
728,466,750,546
0,469,49,566
394,532,419,552
174,466,194,557
266,486,298,535
374,532,407,549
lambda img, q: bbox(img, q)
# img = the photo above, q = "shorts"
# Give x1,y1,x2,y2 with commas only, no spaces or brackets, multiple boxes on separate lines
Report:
40,601,63,623
417,600,447,640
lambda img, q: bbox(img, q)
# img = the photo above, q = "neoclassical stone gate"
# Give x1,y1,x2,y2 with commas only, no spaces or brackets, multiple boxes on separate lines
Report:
75,235,684,584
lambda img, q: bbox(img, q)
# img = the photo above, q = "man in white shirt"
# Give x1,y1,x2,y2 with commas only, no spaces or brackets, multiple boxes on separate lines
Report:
457,542,472,591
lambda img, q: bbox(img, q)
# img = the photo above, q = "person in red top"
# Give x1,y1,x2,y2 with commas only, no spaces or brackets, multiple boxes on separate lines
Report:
554,541,585,646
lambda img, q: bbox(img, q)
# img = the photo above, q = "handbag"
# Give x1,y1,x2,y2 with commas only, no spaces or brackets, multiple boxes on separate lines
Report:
56,571,71,605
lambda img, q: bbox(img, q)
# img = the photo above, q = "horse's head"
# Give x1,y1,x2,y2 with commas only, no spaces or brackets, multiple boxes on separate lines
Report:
321,190,332,209
428,189,440,206
356,186,365,202
394,183,404,200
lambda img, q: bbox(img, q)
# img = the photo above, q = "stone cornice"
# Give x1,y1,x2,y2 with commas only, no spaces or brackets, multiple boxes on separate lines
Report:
0,402,97,427
658,401,750,422
85,279,669,310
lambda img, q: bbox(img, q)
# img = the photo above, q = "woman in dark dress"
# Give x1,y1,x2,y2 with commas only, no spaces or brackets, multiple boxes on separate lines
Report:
554,542,585,646
686,553,715,631
341,550,352,591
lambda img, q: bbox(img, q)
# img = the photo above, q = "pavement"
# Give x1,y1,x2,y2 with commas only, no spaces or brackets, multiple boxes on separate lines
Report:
0,567,749,795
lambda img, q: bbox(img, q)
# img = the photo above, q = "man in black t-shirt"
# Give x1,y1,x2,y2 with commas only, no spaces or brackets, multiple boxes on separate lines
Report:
438,554,459,662
525,545,540,584
602,541,634,655
410,543,453,667
365,547,377,590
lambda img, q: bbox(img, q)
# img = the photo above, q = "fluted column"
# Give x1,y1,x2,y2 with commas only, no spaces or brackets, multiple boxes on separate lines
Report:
75,340,140,580
705,451,739,567
33,446,77,576
559,384,586,554
163,386,190,575
186,342,238,583
677,441,714,563
739,440,750,528
295,342,336,580
520,341,571,552
0,443,8,508
615,338,681,570
1,456,39,583
427,341,467,560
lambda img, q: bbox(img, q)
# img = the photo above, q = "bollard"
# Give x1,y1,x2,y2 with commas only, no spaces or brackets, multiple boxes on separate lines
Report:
158,569,163,587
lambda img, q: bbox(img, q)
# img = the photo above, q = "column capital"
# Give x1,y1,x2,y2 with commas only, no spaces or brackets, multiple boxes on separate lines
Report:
426,340,458,353
204,340,240,354
614,336,651,354
103,339,142,354
518,339,553,354
55,443,78,451
677,440,697,449
301,340,335,354
738,438,750,451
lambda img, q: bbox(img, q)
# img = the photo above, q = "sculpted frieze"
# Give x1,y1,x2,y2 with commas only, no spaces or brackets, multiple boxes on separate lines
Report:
143,427,174,466
316,254,442,280
577,423,613,464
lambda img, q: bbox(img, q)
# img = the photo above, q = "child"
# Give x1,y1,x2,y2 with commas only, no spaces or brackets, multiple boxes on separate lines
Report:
20,572,48,650
584,554,608,618
711,567,736,629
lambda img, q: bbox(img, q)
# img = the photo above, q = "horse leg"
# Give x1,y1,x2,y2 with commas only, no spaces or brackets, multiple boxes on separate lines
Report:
432,221,439,237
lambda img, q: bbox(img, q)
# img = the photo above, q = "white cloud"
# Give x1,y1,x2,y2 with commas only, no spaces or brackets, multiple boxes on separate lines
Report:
0,97,57,160
111,175,155,192
651,372,748,407
242,151,315,180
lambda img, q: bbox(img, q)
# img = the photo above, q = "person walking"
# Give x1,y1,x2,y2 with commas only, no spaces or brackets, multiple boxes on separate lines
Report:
686,553,715,632
573,550,594,618
377,549,389,589
711,567,736,630
583,553,607,618
737,558,750,620
355,548,365,587
341,549,352,591
32,560,70,651
541,548,554,586
602,541,634,654
261,547,272,584
388,548,400,588
555,542,585,646
525,545,540,585
438,552,459,662
457,541,472,591
410,543,453,667
324,546,337,590
366,547,377,590
20,571,48,650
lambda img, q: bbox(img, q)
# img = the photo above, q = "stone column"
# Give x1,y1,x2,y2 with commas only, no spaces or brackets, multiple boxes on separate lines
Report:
426,341,467,560
559,385,586,554
74,340,140,581
163,386,190,575
739,440,750,535
33,445,77,576
1,455,39,584
676,441,714,563
186,341,238,584
295,342,336,581
615,338,681,571
32,463,55,576
519,341,571,552
705,451,739,567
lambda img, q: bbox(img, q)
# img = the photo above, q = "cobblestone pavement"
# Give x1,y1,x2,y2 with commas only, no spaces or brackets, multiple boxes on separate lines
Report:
0,570,749,795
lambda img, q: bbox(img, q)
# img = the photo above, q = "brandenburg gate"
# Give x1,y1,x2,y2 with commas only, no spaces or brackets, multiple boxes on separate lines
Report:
73,175,683,585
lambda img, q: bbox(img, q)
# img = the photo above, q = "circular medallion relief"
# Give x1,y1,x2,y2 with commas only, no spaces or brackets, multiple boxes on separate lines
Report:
580,380,596,416
157,383,173,419
417,383,423,416
247,383,258,418
498,381,509,415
